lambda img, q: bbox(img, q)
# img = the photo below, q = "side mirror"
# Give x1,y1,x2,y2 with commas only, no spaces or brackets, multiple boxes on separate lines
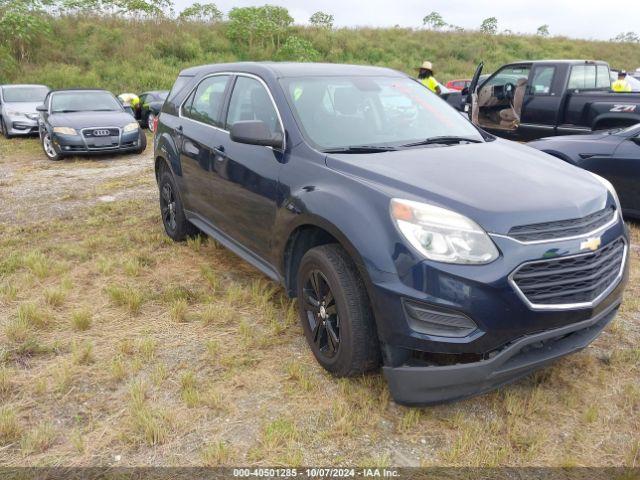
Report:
123,105,134,116
36,104,47,112
230,120,283,149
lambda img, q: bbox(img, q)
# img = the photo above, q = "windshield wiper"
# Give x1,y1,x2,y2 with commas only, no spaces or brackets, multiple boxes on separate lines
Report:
52,109,79,113
401,136,483,147
92,109,118,111
322,145,398,154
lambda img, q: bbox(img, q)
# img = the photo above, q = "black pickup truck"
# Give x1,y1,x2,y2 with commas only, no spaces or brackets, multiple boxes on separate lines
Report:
446,60,640,140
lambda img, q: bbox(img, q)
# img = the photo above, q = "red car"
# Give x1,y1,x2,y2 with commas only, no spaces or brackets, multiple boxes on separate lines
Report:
445,79,471,91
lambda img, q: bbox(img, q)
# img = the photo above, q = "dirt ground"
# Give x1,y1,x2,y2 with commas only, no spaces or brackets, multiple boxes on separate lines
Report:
0,135,639,467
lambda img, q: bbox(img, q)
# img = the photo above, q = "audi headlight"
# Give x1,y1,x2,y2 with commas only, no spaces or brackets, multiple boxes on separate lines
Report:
123,122,139,133
53,126,77,135
589,172,622,217
390,199,499,264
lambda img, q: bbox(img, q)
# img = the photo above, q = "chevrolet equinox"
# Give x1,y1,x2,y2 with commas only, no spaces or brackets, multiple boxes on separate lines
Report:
154,63,629,405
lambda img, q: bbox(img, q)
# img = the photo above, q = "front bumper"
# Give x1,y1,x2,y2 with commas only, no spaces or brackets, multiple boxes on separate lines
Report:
383,301,619,405
7,116,39,135
52,128,141,155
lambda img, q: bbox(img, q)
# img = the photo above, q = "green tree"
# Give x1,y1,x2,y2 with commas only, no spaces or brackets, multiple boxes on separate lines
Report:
227,5,292,49
309,10,333,29
480,16,498,35
277,35,320,62
537,24,550,37
178,2,221,22
0,0,52,61
422,11,446,30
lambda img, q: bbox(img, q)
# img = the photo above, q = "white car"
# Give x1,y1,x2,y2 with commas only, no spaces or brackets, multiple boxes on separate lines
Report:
0,84,50,138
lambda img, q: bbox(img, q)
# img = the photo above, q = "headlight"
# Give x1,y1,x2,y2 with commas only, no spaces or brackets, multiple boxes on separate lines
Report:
589,172,622,217
390,198,499,264
123,122,139,133
53,127,77,135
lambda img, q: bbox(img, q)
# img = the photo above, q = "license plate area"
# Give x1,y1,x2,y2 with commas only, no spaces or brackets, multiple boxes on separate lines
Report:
93,137,114,147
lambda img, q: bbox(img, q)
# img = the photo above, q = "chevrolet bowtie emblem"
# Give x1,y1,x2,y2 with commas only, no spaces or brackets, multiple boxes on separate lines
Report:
580,237,601,252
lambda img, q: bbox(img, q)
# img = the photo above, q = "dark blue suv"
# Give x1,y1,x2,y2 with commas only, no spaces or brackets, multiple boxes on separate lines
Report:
154,62,629,405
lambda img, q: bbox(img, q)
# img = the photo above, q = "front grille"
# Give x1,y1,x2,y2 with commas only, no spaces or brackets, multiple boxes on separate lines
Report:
511,238,625,306
508,206,615,242
83,128,120,138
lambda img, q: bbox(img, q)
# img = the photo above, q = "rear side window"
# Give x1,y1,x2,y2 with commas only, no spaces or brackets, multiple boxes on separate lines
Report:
182,75,229,128
530,66,555,94
226,76,281,136
167,75,193,101
568,65,610,90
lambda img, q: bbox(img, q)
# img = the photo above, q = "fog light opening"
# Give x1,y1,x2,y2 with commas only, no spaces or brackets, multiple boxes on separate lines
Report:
403,300,478,338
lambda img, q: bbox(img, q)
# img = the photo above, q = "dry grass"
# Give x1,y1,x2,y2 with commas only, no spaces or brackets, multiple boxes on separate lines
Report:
0,136,639,467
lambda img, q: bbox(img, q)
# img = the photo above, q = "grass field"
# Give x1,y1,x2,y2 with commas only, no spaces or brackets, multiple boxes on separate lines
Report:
0,135,639,467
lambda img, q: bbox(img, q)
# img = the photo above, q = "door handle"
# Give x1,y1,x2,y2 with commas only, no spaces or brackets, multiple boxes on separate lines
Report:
214,145,226,159
176,125,183,135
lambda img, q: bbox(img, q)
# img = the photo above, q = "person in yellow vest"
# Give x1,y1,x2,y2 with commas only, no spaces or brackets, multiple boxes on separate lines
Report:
612,71,632,93
117,93,141,116
417,61,442,95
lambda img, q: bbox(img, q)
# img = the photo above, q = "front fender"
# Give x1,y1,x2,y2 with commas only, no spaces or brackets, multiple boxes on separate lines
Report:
275,182,403,282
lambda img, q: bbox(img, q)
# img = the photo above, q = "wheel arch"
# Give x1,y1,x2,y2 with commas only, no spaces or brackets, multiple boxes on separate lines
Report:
281,218,373,299
592,113,640,131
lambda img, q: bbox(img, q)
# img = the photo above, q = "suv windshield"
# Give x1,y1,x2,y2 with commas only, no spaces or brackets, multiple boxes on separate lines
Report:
3,86,49,103
280,76,483,150
50,91,122,113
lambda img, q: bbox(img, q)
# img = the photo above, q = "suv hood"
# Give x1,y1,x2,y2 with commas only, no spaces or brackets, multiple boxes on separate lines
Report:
325,139,609,235
48,111,135,129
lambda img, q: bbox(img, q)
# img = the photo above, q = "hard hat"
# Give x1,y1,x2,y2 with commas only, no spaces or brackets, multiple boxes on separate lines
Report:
418,61,433,71
619,70,627,76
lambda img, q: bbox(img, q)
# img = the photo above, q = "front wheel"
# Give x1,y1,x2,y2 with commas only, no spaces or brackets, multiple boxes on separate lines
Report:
1,117,12,139
42,132,62,161
134,128,147,154
296,244,381,377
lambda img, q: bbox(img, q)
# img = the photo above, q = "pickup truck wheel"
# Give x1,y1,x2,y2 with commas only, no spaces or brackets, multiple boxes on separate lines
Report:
296,244,381,377
159,170,198,241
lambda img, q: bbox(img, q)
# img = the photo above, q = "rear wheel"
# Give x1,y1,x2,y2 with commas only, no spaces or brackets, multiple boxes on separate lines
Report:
42,132,62,161
146,112,156,132
296,244,380,377
158,170,198,241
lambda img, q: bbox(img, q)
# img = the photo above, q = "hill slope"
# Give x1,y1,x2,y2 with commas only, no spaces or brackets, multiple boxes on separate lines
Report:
2,16,640,92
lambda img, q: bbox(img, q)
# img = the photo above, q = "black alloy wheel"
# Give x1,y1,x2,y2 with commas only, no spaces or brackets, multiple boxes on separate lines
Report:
303,269,340,358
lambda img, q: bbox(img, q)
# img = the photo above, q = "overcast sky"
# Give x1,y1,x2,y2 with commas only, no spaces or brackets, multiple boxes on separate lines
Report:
171,0,639,41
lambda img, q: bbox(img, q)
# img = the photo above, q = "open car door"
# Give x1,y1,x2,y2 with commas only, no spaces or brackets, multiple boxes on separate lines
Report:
466,62,483,124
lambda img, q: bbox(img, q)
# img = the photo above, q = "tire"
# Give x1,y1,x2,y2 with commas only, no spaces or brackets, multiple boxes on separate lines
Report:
158,169,198,241
146,112,156,132
1,117,12,139
296,244,381,377
135,128,147,154
41,131,63,161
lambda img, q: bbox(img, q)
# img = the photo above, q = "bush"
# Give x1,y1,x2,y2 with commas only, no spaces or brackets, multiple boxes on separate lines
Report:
277,36,320,62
